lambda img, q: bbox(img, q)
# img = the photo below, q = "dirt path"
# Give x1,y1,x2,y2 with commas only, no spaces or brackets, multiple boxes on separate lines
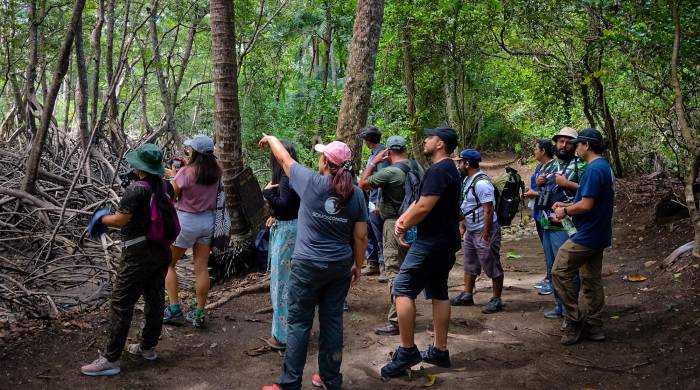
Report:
2,161,700,389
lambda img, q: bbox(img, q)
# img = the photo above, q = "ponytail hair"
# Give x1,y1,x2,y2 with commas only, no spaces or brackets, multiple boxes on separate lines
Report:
326,157,355,207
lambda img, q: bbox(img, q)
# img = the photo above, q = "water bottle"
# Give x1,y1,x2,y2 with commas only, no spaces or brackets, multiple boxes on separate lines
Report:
562,216,577,236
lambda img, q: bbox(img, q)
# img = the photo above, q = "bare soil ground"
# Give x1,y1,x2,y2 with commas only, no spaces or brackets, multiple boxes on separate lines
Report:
1,160,699,390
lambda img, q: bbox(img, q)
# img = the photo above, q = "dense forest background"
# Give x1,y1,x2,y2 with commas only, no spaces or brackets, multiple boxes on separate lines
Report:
1,0,698,177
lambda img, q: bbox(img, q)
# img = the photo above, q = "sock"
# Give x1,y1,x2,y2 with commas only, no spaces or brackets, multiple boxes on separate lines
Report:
169,303,181,314
195,308,205,318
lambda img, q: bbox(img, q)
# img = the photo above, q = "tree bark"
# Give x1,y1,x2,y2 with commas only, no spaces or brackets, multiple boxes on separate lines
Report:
104,0,118,120
670,0,700,257
401,25,428,167
335,0,385,169
24,0,39,135
210,0,250,236
22,0,87,194
321,1,332,90
89,0,104,133
75,15,90,150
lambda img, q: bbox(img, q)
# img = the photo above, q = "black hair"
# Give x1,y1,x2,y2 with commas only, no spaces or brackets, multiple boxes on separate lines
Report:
445,143,457,154
467,160,480,169
360,126,381,144
536,139,555,158
190,150,222,185
586,139,610,155
271,140,298,185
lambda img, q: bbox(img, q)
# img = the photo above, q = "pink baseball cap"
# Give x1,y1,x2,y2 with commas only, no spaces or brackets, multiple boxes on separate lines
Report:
314,141,352,166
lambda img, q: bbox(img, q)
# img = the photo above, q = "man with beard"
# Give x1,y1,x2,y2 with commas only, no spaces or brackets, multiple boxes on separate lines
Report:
536,127,585,319
381,127,461,377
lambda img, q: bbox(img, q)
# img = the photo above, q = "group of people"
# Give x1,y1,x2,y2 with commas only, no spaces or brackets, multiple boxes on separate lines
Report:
77,123,615,389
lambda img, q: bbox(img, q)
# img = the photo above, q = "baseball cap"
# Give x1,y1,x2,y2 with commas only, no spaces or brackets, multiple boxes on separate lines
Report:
571,128,604,145
386,135,407,151
359,126,381,140
184,134,215,154
314,141,352,166
452,149,481,165
424,127,458,151
552,127,578,142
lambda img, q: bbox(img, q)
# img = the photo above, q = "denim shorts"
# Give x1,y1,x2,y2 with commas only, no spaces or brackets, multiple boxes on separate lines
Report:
173,210,214,248
392,240,458,300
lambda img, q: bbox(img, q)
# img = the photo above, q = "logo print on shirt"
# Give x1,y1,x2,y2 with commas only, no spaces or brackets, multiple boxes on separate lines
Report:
324,197,341,215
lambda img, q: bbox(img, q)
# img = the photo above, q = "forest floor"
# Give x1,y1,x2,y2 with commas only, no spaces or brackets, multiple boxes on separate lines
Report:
1,154,700,390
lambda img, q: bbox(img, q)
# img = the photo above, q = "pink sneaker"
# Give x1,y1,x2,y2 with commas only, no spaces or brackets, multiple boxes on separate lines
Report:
261,385,283,390
311,374,326,389
80,355,121,376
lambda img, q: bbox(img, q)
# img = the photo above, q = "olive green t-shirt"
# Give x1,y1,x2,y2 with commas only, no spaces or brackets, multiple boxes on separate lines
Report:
367,164,406,219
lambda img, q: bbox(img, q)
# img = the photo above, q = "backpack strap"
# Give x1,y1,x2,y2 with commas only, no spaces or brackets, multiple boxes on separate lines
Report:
463,173,490,218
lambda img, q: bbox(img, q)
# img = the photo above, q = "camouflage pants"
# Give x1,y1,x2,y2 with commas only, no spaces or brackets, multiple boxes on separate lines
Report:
104,240,170,361
383,218,408,324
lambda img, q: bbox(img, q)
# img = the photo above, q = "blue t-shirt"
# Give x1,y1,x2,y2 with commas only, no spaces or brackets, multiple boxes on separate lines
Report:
415,158,461,250
571,158,615,249
289,163,368,262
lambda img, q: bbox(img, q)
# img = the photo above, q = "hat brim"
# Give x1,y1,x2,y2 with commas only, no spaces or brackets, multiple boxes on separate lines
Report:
424,128,438,136
126,151,165,176
313,144,326,154
451,156,463,161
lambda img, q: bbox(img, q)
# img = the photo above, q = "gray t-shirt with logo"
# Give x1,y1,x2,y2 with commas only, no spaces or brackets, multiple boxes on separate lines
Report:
289,163,368,263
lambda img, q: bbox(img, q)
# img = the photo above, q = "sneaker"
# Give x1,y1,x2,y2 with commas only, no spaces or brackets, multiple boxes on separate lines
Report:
378,270,389,283
311,373,327,389
186,309,206,328
261,385,283,390
380,345,422,378
583,323,606,341
374,322,400,336
537,283,554,295
420,344,451,368
481,297,503,314
264,337,286,351
80,355,121,376
533,279,548,289
544,307,564,319
362,264,380,276
450,292,474,307
560,320,584,345
127,343,158,361
163,306,185,326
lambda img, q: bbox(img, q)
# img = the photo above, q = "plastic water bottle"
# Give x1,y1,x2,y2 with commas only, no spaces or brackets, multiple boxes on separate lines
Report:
562,216,577,236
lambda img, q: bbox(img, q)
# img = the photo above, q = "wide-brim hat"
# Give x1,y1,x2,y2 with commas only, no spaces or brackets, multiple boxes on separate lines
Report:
552,127,578,142
126,143,165,176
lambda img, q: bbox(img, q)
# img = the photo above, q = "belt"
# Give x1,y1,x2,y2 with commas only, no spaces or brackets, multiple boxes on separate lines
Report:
123,236,147,248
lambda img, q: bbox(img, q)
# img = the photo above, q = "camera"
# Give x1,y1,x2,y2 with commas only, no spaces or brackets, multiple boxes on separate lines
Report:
119,171,137,189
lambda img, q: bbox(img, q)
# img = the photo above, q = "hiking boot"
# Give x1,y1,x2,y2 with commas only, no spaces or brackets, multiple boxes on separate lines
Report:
537,283,554,295
544,306,564,319
362,264,380,276
80,355,121,376
380,345,422,378
450,292,474,307
583,323,606,341
265,337,286,351
186,309,206,328
378,269,389,283
481,297,503,314
127,343,158,361
163,306,185,326
560,320,584,345
311,373,327,389
420,344,451,368
374,322,400,336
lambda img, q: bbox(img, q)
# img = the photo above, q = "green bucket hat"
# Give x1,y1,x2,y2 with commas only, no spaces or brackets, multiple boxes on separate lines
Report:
125,143,165,176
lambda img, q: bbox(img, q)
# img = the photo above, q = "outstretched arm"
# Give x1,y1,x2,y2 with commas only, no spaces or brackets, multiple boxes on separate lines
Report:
258,133,296,177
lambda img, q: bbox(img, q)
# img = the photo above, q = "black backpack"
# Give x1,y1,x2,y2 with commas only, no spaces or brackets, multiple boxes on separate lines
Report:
396,160,424,215
463,167,525,226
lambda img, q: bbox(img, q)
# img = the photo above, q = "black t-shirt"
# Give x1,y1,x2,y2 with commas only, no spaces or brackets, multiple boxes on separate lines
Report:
117,180,175,241
416,158,461,249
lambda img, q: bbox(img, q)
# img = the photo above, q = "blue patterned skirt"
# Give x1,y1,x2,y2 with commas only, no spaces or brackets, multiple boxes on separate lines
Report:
268,219,297,343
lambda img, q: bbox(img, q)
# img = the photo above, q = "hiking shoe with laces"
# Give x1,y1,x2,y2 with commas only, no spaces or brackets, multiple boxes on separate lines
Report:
583,324,606,341
378,270,389,283
362,264,380,276
561,320,584,345
544,307,564,319
374,322,400,336
481,297,503,314
380,345,422,378
537,283,554,295
186,309,206,328
421,344,451,368
533,279,548,289
450,292,474,306
163,306,185,326
311,373,327,388
80,355,121,376
127,343,158,361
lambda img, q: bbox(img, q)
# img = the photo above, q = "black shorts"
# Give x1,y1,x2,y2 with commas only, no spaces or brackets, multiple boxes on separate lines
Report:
391,240,457,300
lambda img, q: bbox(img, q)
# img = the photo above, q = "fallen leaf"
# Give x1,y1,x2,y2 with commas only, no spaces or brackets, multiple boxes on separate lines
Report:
673,272,682,279
423,374,437,387
625,274,647,282
610,315,620,320
506,250,522,259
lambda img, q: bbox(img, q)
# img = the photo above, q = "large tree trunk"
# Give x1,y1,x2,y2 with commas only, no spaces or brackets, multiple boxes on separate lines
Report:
24,0,39,135
210,0,250,236
335,0,385,168
89,0,104,133
401,24,428,167
670,1,700,257
104,0,118,121
75,15,90,150
22,0,87,194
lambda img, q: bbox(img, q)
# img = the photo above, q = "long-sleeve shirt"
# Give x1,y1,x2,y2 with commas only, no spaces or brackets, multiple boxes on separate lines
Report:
263,174,300,221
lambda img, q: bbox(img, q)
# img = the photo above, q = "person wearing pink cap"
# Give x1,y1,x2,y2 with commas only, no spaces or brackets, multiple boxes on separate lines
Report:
258,134,368,390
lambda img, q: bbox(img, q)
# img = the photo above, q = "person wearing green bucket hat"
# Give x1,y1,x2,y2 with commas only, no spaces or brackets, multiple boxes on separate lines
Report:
81,143,177,377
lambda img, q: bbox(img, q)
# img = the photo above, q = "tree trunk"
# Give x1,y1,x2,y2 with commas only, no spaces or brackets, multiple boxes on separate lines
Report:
335,0,385,169
24,0,39,135
89,0,104,133
670,1,700,257
210,0,250,236
401,25,428,167
321,1,332,90
22,0,87,194
104,0,117,120
75,15,90,150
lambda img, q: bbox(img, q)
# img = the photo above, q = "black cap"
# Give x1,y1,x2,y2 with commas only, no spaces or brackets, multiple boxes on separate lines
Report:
359,126,381,140
424,127,458,151
571,128,603,145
